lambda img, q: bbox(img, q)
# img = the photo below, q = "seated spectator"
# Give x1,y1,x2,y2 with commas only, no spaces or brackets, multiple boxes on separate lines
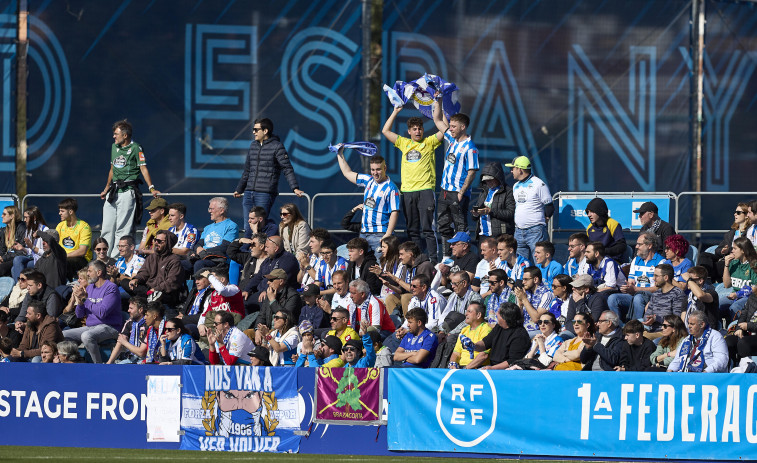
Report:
341,322,377,368
11,300,63,362
279,203,311,257
621,319,655,371
565,274,609,332
158,317,205,365
0,337,12,362
635,202,675,252
381,241,434,315
299,284,326,329
699,202,750,283
471,162,515,240
649,315,687,370
167,203,198,259
137,199,171,256
313,239,347,297
11,205,48,281
584,197,626,262
34,229,67,290
393,308,438,368
371,330,392,368
370,235,402,300
250,345,273,367
345,237,382,295
93,237,116,267
0,311,21,349
245,206,278,239
1,267,33,320
584,241,626,292
484,269,510,325
406,274,446,331
349,279,395,335
296,228,329,289
40,340,57,363
59,268,88,328
668,310,728,373
720,236,757,320
495,234,530,281
553,312,595,370
304,334,344,368
562,233,589,277
548,274,572,325
244,235,299,306
513,312,563,369
143,303,168,364
206,265,246,322
513,266,554,337
55,198,92,280
228,233,267,313
469,302,530,370
580,310,628,371
208,311,254,365
293,320,315,367
315,270,354,334
326,307,359,345
179,270,212,335
189,197,238,273
55,339,82,363
533,241,563,288
125,230,184,307
473,237,498,295
448,302,492,369
110,235,145,285
0,206,26,278
608,232,663,322
725,293,757,366
440,232,478,286
257,310,300,366
14,270,63,331
642,263,686,339
255,269,302,340
107,296,148,364
439,271,482,324
662,234,694,289
63,261,121,363
682,266,719,328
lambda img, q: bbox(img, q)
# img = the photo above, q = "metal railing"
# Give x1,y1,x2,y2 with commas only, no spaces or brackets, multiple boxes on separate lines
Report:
675,191,757,234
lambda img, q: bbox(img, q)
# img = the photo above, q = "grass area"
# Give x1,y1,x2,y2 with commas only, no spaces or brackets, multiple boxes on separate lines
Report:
0,446,623,463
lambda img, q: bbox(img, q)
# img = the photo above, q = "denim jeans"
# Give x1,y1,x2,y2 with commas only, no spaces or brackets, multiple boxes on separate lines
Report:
11,255,34,281
242,190,277,236
514,224,548,264
361,233,384,259
608,291,652,322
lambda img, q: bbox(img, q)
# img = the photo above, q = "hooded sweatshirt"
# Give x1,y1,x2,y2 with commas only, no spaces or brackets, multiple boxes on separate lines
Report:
133,231,184,295
473,162,515,237
585,198,626,261
346,248,382,295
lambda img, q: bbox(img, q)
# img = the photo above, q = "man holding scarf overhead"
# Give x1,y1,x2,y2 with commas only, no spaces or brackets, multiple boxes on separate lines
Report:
667,310,728,373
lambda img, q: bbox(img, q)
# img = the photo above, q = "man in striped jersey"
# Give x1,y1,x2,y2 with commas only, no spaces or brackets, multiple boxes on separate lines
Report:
167,203,198,275
313,240,348,296
336,148,400,256
495,234,530,282
433,104,480,257
406,274,446,331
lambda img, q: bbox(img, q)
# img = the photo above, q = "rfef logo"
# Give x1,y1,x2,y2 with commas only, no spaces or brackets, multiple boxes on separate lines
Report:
435,370,497,447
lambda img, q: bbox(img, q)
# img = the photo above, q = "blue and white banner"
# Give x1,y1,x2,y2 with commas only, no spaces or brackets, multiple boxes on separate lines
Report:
557,194,672,231
180,365,300,453
388,370,757,460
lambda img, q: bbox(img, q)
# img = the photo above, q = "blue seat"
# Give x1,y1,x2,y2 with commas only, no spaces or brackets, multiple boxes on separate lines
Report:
705,245,717,254
686,245,698,265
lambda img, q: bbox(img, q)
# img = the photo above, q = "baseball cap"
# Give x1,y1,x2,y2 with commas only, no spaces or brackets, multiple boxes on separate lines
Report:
633,201,658,215
344,338,364,353
145,198,168,211
504,156,531,169
323,335,342,354
193,269,211,280
250,346,271,365
265,268,288,280
447,232,471,244
572,274,594,288
302,283,320,297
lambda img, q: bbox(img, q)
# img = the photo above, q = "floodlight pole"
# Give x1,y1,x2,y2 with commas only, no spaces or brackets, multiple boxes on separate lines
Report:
16,0,28,200
690,0,705,234
360,0,372,174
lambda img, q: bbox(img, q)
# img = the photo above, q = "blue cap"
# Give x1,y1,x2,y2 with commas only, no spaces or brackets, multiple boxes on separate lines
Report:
447,232,471,244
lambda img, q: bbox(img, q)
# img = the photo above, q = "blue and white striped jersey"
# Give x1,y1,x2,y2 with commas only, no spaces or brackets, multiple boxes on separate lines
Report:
479,187,499,236
629,253,664,288
356,174,400,233
496,255,531,281
169,222,198,250
441,132,479,194
316,256,348,288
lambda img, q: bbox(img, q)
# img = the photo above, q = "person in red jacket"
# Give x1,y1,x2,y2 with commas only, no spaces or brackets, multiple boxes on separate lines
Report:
208,311,254,365
348,278,395,337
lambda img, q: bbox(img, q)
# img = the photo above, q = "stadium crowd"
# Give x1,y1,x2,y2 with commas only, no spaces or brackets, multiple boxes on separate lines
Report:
1,110,756,374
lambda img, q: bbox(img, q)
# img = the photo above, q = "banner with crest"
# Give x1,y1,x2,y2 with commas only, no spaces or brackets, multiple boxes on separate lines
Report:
180,365,300,453
314,367,384,425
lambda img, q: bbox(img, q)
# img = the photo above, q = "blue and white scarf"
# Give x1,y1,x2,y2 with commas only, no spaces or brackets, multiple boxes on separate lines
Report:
129,317,145,346
676,327,712,373
145,318,166,364
188,287,208,316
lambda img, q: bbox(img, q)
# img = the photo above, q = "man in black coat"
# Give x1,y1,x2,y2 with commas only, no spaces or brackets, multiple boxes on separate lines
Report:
345,237,382,296
580,310,629,371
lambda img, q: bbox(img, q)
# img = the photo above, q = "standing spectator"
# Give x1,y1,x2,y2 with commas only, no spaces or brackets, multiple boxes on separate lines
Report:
562,233,589,277
382,106,442,263
621,319,655,371
55,198,92,279
190,197,238,273
432,107,480,257
505,156,553,264
585,197,626,262
580,310,628,371
661,234,694,289
720,236,757,319
11,206,47,281
668,310,728,373
63,261,121,363
635,202,675,252
448,302,492,369
393,308,438,368
137,198,170,256
245,206,278,239
336,148,400,256
532,241,563,288
11,300,63,362
233,117,305,233
208,311,254,365
608,232,664,322
279,203,310,257
471,162,515,241
641,264,686,339
100,119,161,259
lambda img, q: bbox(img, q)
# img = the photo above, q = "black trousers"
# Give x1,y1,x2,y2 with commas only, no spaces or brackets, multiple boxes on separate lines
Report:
402,189,438,263
437,189,469,256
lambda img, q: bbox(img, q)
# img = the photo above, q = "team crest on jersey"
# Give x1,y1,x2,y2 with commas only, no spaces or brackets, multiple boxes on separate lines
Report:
187,233,197,243
127,148,132,154
113,155,127,168
139,151,145,162
430,297,437,304
406,150,421,162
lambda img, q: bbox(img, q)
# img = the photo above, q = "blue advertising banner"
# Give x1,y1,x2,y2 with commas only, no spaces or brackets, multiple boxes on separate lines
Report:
180,365,300,453
556,194,673,231
0,363,181,449
388,369,757,460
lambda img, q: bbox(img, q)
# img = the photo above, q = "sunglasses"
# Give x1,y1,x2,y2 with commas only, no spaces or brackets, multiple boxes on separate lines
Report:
153,238,166,244
213,322,223,326
537,320,552,325
18,277,26,281
410,283,423,289
572,319,586,325
95,247,108,252
735,210,746,215
330,317,344,321
273,315,286,320
252,127,262,133
280,212,290,217
342,346,358,353
662,323,673,328
164,327,177,332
